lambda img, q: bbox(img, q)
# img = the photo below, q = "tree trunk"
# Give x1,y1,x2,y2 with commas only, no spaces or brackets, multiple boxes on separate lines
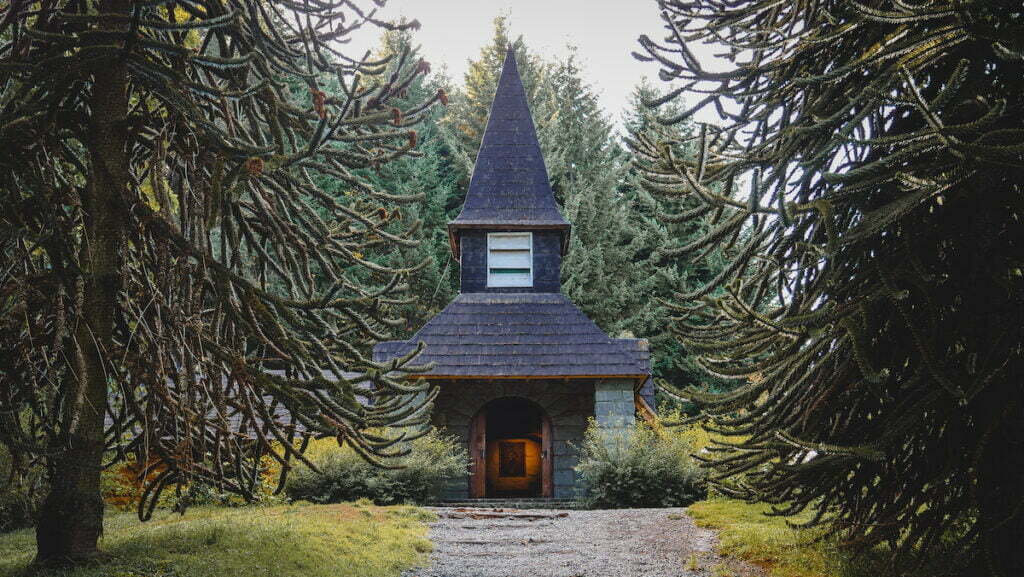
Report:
34,0,129,563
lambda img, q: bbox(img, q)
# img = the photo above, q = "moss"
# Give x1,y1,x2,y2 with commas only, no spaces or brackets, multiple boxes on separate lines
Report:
0,503,435,577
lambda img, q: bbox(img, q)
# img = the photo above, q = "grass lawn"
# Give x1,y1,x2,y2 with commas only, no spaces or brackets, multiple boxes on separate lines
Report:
688,499,861,577
0,502,434,577
688,499,973,577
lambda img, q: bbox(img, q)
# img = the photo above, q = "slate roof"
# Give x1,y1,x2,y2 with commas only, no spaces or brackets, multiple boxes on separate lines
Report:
448,47,570,238
373,293,649,380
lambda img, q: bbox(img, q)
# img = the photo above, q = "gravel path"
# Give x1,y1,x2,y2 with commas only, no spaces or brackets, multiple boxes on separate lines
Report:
403,507,761,577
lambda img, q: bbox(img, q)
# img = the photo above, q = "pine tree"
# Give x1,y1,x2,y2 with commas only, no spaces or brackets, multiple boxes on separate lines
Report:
545,52,642,332
633,1,1024,573
0,0,439,562
621,80,728,401
358,32,463,332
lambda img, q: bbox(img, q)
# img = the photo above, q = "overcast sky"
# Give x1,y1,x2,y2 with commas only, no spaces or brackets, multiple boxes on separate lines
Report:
347,0,720,125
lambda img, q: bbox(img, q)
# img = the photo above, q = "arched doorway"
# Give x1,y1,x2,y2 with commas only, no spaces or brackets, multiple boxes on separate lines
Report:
469,397,553,498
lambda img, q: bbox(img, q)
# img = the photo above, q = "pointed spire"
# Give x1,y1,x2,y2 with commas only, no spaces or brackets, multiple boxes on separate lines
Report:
449,46,569,251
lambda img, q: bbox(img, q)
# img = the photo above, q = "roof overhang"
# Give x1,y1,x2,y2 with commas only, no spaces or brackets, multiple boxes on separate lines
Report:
405,372,649,386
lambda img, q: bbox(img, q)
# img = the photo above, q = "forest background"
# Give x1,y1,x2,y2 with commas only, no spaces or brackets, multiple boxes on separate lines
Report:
367,18,726,401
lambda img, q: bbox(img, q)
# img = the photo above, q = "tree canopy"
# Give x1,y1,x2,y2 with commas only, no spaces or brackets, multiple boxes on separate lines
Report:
633,1,1023,573
0,0,439,562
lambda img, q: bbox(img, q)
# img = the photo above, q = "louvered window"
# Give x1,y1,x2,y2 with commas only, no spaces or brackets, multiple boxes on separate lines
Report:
487,232,533,287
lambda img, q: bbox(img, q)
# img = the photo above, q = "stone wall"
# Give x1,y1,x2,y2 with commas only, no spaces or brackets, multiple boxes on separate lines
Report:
594,378,637,451
430,379,594,500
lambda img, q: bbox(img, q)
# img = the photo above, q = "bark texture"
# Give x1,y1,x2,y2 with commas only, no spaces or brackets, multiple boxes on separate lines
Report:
34,0,128,562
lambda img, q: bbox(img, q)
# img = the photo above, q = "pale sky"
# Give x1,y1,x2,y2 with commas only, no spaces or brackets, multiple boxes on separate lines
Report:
347,0,721,125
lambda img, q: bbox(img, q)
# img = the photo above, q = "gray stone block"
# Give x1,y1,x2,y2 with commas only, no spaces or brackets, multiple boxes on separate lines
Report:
595,402,631,422
553,424,585,442
554,485,576,499
553,440,572,456
594,388,621,402
558,457,580,472
554,469,577,486
559,413,588,427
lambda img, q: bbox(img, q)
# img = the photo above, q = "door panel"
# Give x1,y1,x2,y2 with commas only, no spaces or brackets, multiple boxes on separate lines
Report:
469,410,486,498
542,415,553,498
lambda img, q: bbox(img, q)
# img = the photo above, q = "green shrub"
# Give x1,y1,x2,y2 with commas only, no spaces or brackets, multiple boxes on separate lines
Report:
285,428,467,506
0,444,45,533
574,419,707,509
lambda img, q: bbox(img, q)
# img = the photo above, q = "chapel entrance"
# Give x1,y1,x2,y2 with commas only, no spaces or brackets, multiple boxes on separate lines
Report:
469,397,553,498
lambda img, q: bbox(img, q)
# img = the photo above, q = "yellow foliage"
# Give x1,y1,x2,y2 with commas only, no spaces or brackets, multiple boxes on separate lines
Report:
656,405,745,454
101,458,171,512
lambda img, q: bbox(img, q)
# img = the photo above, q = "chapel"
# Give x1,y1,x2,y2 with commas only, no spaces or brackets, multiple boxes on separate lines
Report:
374,47,653,501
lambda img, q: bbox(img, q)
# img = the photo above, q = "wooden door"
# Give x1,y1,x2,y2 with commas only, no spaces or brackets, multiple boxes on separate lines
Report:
541,414,553,498
469,409,487,498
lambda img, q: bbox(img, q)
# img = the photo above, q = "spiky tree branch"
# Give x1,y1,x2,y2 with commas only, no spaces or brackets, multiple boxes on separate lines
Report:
0,0,439,562
632,1,1023,573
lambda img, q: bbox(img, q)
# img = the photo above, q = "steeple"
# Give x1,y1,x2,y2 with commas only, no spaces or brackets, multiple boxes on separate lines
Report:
448,47,570,259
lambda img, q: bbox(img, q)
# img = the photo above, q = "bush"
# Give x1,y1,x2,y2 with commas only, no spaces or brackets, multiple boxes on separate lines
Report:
575,419,707,509
102,454,285,513
285,428,467,506
101,457,175,512
0,444,45,533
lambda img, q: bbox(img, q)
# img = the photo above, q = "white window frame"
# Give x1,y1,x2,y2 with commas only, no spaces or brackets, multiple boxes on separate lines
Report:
487,232,533,288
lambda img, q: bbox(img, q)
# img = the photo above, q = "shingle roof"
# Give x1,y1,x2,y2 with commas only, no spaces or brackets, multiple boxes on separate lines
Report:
448,47,569,234
373,293,649,379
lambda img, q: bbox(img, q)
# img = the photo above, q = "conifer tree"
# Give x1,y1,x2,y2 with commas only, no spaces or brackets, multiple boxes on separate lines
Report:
633,1,1024,572
545,53,645,334
0,0,439,563
622,80,727,399
359,32,462,331
444,19,715,399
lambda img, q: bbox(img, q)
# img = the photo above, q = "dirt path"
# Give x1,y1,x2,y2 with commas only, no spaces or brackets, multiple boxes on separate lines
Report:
403,507,761,577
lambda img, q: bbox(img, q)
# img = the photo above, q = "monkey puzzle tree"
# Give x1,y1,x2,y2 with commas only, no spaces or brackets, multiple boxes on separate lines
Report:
0,0,441,563
633,1,1023,573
